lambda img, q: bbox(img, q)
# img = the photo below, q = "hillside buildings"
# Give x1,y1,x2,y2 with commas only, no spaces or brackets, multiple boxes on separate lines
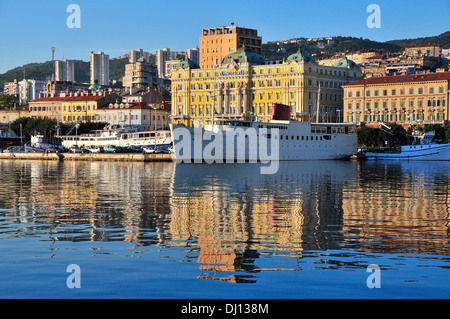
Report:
90,51,110,86
342,71,450,126
199,24,262,69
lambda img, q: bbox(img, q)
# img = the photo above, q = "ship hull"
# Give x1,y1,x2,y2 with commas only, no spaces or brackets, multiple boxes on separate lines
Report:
170,120,358,162
364,143,450,161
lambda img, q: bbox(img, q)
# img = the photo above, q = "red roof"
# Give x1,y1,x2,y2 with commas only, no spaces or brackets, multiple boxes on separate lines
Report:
342,72,450,87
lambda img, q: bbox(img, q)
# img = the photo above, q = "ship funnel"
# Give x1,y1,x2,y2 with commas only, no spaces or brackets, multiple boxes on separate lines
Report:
271,103,290,120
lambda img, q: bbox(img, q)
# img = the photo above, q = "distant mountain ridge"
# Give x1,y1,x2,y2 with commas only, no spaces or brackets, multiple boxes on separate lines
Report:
385,31,450,49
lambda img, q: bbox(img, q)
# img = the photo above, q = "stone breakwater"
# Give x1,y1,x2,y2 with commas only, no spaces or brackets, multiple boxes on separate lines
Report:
0,152,173,162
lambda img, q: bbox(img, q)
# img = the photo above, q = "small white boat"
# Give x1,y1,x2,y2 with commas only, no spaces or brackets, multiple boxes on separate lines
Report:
363,131,450,161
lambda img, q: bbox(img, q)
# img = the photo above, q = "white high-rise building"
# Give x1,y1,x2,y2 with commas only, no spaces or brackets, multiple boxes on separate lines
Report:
18,79,45,105
90,51,109,85
55,59,75,82
129,49,150,63
186,48,199,66
156,48,177,78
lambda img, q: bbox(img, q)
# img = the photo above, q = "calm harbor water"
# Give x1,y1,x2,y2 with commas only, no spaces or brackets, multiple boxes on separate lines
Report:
0,159,449,299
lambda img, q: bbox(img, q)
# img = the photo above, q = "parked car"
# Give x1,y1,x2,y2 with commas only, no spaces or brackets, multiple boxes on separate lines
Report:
69,145,85,153
86,146,103,153
104,145,118,153
126,145,142,153
56,146,69,153
143,146,157,154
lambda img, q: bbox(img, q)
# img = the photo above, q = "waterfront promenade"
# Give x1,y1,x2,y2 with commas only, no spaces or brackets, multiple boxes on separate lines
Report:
0,152,173,162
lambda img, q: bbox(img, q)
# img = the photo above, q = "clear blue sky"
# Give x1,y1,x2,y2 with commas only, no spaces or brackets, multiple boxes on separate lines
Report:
0,0,449,73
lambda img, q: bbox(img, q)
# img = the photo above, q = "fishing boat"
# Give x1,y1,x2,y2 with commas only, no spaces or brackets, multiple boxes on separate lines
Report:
0,128,23,147
363,131,450,161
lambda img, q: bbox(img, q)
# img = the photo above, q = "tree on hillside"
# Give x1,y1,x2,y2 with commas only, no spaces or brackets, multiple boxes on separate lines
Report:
0,94,14,109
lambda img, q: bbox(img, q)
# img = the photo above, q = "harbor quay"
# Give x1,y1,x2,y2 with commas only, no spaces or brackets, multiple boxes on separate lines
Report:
0,152,173,162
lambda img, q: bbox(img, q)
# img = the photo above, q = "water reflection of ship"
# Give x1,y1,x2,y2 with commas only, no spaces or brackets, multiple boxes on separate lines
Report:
169,161,354,282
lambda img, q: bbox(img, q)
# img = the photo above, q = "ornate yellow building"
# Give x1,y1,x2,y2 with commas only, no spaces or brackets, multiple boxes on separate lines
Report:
171,49,361,128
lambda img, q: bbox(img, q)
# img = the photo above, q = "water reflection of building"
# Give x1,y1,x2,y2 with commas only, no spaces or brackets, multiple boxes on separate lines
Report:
0,160,174,245
342,161,450,255
169,161,349,282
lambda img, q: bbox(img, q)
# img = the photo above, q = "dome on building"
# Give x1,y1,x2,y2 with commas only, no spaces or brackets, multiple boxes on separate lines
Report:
89,82,101,90
286,49,314,63
176,58,199,70
332,57,357,68
222,50,265,65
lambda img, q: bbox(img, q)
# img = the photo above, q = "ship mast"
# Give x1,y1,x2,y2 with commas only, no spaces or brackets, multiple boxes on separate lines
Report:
316,82,321,123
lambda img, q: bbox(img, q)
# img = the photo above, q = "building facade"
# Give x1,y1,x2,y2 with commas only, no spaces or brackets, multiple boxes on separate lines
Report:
96,101,170,131
199,25,262,69
0,105,29,125
28,96,65,121
171,49,361,128
122,60,159,90
60,92,119,124
342,71,450,126
90,51,110,85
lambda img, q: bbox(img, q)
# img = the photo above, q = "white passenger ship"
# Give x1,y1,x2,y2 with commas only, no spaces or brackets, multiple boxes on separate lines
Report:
60,125,172,148
170,104,358,162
